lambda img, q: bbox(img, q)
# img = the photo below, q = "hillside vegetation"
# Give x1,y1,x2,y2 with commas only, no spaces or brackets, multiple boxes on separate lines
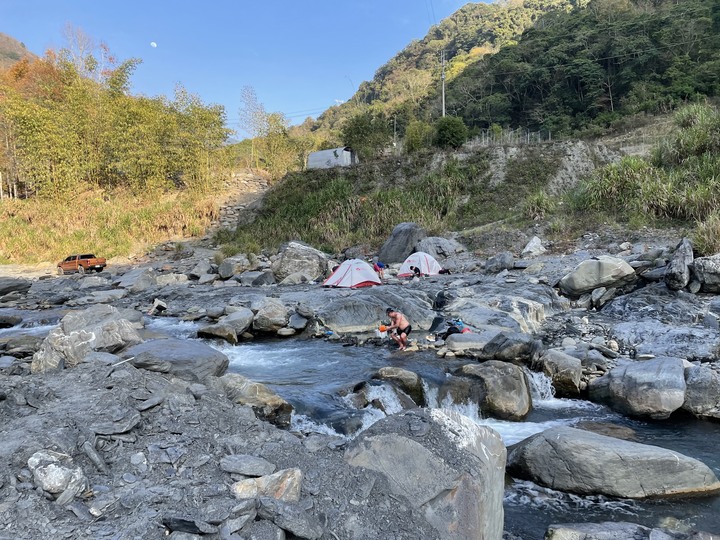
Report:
2,0,720,264
220,104,720,257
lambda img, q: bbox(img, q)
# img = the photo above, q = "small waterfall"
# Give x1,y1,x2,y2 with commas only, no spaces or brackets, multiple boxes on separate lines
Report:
524,368,555,402
422,380,439,408
364,383,404,415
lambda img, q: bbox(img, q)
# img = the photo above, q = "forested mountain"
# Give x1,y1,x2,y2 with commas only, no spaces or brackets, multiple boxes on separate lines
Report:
312,0,582,136
0,33,35,70
310,0,720,143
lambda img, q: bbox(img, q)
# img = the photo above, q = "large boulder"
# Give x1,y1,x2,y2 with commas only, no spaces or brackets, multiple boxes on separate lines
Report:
588,357,686,419
197,308,254,344
414,236,466,259
507,426,720,498
271,242,328,282
539,349,583,398
457,361,532,420
378,222,426,264
253,298,289,332
546,521,718,540
558,255,636,297
345,408,506,540
122,338,229,382
31,305,142,373
0,277,32,296
683,364,720,420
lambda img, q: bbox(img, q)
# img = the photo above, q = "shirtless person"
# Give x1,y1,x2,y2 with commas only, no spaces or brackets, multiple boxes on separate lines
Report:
386,308,412,351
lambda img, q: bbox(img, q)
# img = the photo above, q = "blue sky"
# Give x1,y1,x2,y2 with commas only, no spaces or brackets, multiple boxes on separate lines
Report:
3,0,478,135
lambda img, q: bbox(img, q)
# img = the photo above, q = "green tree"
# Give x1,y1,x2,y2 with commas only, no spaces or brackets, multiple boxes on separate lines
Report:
404,120,433,153
341,110,392,159
434,116,468,148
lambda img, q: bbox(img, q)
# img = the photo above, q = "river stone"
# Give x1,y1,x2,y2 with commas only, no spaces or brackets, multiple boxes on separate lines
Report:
458,361,531,420
218,254,252,280
521,236,546,258
271,241,328,282
0,277,32,297
113,268,158,292
378,222,426,264
345,408,505,540
507,426,720,498
664,237,693,291
415,236,466,259
588,357,686,419
546,521,709,540
558,255,636,297
31,305,142,373
123,338,229,382
539,349,582,397
374,367,425,406
220,454,276,476
682,365,720,419
230,468,302,502
0,313,22,327
485,251,514,274
692,254,720,293
253,298,289,332
219,373,292,428
257,497,324,539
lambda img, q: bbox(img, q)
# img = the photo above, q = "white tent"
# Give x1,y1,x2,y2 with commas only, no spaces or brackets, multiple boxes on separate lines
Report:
323,259,381,288
397,251,443,277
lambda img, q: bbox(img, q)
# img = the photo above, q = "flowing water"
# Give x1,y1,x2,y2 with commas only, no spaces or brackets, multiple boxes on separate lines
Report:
4,310,719,538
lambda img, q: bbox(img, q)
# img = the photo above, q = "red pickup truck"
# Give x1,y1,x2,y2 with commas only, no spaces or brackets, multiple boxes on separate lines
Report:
57,253,107,275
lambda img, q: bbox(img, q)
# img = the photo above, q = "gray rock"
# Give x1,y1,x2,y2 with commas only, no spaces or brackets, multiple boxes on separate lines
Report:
220,454,276,476
683,365,720,419
271,242,327,282
664,237,693,290
507,426,720,498
485,251,514,274
0,277,32,296
559,255,636,297
378,222,427,264
540,349,582,397
458,361,531,420
692,254,720,293
218,373,293,428
219,254,252,280
345,408,505,540
589,357,686,419
123,338,229,381
415,236,466,259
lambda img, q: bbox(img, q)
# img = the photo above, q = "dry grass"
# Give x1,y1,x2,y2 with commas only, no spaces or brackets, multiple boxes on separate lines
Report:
0,189,219,264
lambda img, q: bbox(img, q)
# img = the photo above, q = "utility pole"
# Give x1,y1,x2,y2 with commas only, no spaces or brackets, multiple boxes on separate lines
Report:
441,50,446,117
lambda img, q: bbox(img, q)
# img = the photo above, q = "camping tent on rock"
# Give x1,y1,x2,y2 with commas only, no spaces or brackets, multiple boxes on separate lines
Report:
323,259,381,288
398,251,443,277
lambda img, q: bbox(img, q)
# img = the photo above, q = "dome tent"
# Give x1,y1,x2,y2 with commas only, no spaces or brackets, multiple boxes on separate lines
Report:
398,251,443,277
323,259,381,288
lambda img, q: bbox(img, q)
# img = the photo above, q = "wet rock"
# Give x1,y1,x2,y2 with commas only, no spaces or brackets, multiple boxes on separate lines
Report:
589,357,686,419
218,373,293,428
507,426,720,498
123,338,229,382
457,361,531,420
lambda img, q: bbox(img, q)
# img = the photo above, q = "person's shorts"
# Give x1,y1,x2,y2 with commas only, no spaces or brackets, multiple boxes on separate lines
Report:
399,325,412,336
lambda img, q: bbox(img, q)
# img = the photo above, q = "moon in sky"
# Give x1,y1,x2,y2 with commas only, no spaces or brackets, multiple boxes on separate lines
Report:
150,42,157,48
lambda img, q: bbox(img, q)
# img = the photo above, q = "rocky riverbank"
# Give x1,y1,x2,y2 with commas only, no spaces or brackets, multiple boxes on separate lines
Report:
2,223,720,539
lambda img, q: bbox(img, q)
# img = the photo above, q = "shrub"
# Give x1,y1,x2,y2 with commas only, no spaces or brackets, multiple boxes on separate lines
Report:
523,190,557,220
434,116,468,149
692,211,720,256
404,120,433,154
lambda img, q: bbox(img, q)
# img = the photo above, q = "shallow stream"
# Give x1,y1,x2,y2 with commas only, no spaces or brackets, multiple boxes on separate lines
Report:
3,310,719,538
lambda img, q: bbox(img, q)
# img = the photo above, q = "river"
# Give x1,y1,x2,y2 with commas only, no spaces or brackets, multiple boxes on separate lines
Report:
145,318,720,538
3,310,719,538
